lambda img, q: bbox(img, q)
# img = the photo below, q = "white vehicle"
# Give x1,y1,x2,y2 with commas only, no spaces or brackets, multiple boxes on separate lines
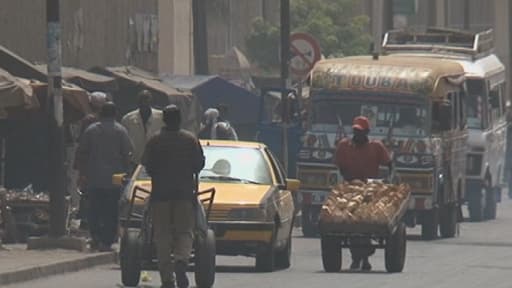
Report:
382,27,507,222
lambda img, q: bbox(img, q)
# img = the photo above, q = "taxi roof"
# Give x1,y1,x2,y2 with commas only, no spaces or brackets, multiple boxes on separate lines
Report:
200,139,267,149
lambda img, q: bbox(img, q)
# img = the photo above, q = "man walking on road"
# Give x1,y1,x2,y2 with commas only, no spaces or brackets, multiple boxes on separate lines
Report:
334,116,392,271
142,105,205,288
122,90,164,163
76,102,134,251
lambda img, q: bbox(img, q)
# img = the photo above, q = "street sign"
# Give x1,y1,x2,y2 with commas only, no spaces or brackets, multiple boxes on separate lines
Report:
289,32,321,78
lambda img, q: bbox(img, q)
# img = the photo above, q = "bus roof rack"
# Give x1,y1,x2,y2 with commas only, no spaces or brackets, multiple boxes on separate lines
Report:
382,27,494,60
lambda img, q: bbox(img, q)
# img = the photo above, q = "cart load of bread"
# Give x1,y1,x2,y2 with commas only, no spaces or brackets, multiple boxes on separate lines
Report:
319,180,411,225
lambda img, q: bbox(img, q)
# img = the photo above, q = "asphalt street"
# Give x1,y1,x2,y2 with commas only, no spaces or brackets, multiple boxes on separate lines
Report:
7,197,512,288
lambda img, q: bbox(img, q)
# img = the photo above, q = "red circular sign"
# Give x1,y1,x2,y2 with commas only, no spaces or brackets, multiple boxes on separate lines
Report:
289,32,321,77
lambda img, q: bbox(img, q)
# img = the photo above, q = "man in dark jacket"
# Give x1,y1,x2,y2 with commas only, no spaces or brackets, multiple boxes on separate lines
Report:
76,102,133,251
142,105,205,288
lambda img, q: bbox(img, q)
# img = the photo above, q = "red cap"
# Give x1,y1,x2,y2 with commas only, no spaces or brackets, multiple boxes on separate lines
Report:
352,116,370,131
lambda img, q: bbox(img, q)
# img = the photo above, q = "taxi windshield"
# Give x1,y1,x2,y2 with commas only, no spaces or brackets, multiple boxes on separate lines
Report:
199,146,272,185
137,146,273,185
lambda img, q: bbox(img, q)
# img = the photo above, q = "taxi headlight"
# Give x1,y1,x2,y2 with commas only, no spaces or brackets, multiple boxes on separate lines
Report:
228,208,266,220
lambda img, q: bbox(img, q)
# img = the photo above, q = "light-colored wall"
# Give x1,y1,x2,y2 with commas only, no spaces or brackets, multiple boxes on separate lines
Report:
0,0,193,74
158,0,194,75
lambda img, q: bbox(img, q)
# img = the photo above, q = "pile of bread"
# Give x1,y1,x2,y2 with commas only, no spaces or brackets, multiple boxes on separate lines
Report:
319,180,410,225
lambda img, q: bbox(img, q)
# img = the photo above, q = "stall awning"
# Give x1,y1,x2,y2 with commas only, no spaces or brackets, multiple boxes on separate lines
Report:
0,68,38,110
35,65,118,92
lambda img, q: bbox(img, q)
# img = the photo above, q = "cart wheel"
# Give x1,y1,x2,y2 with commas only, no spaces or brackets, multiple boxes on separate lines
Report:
439,203,457,238
195,229,216,288
321,236,341,272
275,235,292,269
120,228,142,287
385,222,406,273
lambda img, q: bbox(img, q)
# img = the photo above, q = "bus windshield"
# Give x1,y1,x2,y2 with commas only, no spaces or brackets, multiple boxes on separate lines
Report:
311,99,428,137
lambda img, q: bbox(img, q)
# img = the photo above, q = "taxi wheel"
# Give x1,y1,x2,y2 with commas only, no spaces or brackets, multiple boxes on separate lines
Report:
256,226,277,272
120,228,142,287
194,229,216,288
275,236,292,269
255,241,275,272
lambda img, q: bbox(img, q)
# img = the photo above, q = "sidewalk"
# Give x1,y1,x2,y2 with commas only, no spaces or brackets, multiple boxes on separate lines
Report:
0,244,118,286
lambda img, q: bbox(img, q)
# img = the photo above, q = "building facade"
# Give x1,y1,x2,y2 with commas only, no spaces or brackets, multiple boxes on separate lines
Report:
0,0,194,75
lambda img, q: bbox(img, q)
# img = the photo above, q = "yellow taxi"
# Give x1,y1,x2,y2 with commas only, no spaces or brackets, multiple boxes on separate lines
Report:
120,140,300,272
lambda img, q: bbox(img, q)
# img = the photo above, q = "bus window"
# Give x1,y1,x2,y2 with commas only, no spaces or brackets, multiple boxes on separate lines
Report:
467,80,486,129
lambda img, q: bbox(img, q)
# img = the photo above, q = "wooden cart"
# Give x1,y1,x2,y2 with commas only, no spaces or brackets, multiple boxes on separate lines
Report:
120,185,216,288
318,191,410,273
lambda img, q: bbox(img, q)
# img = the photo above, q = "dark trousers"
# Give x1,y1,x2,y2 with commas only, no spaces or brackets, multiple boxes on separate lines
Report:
350,237,375,261
88,188,120,246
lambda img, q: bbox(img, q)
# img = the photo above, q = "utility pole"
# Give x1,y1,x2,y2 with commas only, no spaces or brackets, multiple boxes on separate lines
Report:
280,0,290,174
46,0,66,238
192,0,209,74
463,0,470,30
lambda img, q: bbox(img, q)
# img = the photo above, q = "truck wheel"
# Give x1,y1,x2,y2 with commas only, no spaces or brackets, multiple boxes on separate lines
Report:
195,229,216,288
301,206,318,237
421,209,438,240
468,187,485,222
321,236,341,272
484,187,497,220
385,222,406,273
120,228,142,287
439,203,457,238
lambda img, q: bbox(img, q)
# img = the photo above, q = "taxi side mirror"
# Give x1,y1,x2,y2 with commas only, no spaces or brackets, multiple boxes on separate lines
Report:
286,179,301,191
112,173,128,186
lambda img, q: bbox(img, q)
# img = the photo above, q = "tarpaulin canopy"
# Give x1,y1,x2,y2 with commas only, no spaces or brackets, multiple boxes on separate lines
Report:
35,65,118,92
0,45,46,82
0,68,38,110
161,74,260,126
91,66,202,134
29,81,91,122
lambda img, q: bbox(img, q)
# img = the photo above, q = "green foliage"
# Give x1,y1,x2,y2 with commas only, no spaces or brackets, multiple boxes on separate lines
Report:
245,17,281,71
245,0,372,69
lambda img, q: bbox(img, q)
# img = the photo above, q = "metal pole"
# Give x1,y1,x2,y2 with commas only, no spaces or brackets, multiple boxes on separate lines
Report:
463,0,470,30
47,0,66,238
192,0,209,74
281,0,290,174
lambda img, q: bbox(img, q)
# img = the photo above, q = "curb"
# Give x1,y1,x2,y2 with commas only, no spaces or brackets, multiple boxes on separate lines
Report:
0,251,118,286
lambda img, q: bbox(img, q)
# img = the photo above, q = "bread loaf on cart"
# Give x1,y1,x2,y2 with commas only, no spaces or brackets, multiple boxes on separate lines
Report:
318,180,411,273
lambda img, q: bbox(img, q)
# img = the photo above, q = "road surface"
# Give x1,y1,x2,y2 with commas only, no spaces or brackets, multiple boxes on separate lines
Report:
7,197,512,288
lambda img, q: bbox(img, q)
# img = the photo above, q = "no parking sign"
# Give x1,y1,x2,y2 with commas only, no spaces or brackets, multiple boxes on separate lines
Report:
289,32,321,79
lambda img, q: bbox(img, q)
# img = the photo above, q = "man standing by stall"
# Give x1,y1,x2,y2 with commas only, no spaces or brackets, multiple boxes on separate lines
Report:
334,116,392,271
122,90,164,163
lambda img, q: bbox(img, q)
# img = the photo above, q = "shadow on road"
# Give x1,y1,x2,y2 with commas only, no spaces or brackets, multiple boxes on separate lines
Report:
215,265,255,273
313,269,391,275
